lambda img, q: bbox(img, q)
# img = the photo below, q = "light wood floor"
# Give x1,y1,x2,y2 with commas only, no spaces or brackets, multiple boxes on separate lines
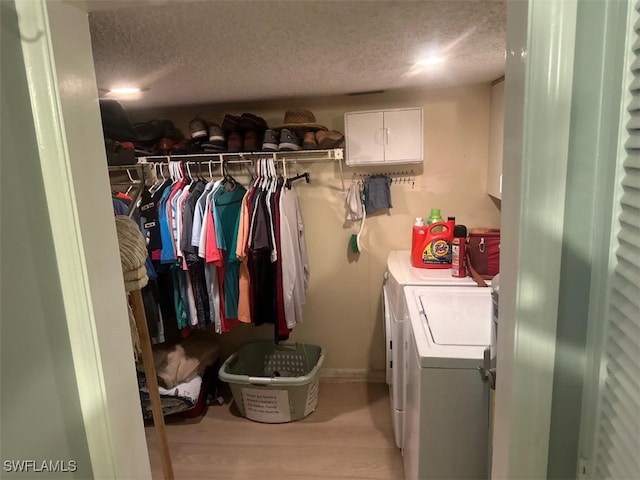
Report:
145,382,404,480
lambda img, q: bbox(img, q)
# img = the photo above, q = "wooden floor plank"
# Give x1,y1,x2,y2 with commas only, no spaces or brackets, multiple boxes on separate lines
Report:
145,382,404,480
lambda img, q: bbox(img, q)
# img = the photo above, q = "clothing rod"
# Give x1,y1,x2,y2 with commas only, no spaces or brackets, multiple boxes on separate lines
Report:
107,164,145,171
138,148,342,163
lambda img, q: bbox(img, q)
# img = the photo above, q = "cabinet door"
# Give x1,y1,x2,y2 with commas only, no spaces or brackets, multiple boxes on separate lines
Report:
345,111,385,165
383,108,423,163
487,81,504,199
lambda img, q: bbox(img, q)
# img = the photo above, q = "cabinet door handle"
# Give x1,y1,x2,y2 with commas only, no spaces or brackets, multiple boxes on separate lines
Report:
385,127,390,145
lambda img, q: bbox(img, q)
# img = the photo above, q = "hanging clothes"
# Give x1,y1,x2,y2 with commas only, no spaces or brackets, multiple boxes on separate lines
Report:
111,158,311,343
238,158,310,341
279,186,310,329
213,180,246,326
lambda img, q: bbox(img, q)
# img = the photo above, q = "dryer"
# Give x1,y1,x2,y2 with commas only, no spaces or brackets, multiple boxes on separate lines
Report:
403,285,492,480
383,251,480,449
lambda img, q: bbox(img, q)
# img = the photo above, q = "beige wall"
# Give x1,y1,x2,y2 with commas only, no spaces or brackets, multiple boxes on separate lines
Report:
129,84,501,375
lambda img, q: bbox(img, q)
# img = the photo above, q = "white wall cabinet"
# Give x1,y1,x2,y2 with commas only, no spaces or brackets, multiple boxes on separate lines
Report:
487,79,504,199
345,107,423,165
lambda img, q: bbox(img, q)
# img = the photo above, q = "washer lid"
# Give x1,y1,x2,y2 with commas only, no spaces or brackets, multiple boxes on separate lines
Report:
418,289,491,346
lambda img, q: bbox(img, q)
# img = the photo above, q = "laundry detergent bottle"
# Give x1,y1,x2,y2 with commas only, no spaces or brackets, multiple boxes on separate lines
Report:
411,217,454,269
427,208,444,232
411,217,426,263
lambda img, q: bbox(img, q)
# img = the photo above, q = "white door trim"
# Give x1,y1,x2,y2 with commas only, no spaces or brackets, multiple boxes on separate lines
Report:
493,0,578,477
15,1,151,477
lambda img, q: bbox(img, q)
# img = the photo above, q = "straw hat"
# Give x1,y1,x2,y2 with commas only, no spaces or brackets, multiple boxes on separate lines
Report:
275,108,328,132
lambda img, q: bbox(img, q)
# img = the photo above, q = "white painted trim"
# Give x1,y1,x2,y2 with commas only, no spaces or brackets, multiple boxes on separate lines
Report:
320,368,386,383
15,1,152,478
493,0,578,478
15,1,117,476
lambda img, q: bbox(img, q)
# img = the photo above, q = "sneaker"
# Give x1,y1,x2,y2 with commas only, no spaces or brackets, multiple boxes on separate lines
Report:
189,116,208,140
227,131,243,152
208,123,226,148
302,131,318,150
202,123,226,152
278,129,301,151
315,129,345,149
262,129,278,151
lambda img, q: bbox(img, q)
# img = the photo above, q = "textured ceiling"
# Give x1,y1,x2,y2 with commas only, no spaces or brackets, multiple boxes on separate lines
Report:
88,0,506,110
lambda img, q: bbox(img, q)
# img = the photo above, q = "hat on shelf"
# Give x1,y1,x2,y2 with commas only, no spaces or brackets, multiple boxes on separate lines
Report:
275,108,328,133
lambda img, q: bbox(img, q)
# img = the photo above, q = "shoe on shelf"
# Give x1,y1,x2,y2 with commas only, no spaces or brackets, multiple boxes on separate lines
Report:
208,123,226,148
316,130,345,149
227,132,243,152
278,129,301,151
221,114,240,134
238,113,269,133
302,131,318,150
202,124,226,152
244,130,260,151
189,116,208,140
262,129,279,151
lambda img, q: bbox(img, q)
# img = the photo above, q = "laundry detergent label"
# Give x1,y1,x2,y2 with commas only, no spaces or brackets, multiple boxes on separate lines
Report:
422,240,451,264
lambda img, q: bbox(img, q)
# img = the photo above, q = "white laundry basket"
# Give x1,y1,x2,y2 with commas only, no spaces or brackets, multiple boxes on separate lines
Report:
218,342,325,423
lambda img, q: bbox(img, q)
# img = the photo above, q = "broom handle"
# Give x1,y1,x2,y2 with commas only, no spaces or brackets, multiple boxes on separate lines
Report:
130,289,174,479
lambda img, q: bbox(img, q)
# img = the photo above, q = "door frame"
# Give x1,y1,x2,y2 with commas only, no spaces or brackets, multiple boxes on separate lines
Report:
13,1,152,477
493,0,579,477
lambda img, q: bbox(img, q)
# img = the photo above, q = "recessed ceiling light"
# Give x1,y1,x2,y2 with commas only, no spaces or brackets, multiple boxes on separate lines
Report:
109,87,141,94
415,56,445,67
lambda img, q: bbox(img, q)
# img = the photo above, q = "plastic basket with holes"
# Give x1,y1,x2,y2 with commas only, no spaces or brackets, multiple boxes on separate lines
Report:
218,341,325,423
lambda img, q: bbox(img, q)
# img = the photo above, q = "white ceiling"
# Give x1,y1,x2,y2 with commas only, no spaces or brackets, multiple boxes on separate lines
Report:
88,0,506,110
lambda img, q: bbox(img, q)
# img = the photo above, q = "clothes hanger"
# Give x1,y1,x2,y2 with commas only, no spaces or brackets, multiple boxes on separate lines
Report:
124,167,137,196
266,156,274,193
257,158,265,190
220,159,236,191
285,171,310,190
270,156,280,193
149,162,165,194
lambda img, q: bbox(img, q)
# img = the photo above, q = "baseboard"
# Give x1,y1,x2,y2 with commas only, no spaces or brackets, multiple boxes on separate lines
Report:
320,368,386,383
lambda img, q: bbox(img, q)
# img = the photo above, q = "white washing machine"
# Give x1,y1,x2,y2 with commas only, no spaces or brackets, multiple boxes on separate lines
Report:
383,251,481,449
403,285,492,480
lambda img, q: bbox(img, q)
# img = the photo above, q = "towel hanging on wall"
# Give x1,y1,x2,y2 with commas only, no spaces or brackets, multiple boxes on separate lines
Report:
363,175,392,215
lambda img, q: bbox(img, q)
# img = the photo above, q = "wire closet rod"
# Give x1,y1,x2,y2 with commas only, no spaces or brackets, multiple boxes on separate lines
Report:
109,148,346,192
137,148,344,164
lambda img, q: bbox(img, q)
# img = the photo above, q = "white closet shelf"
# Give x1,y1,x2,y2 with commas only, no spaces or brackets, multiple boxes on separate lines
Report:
108,147,347,193
137,148,344,163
